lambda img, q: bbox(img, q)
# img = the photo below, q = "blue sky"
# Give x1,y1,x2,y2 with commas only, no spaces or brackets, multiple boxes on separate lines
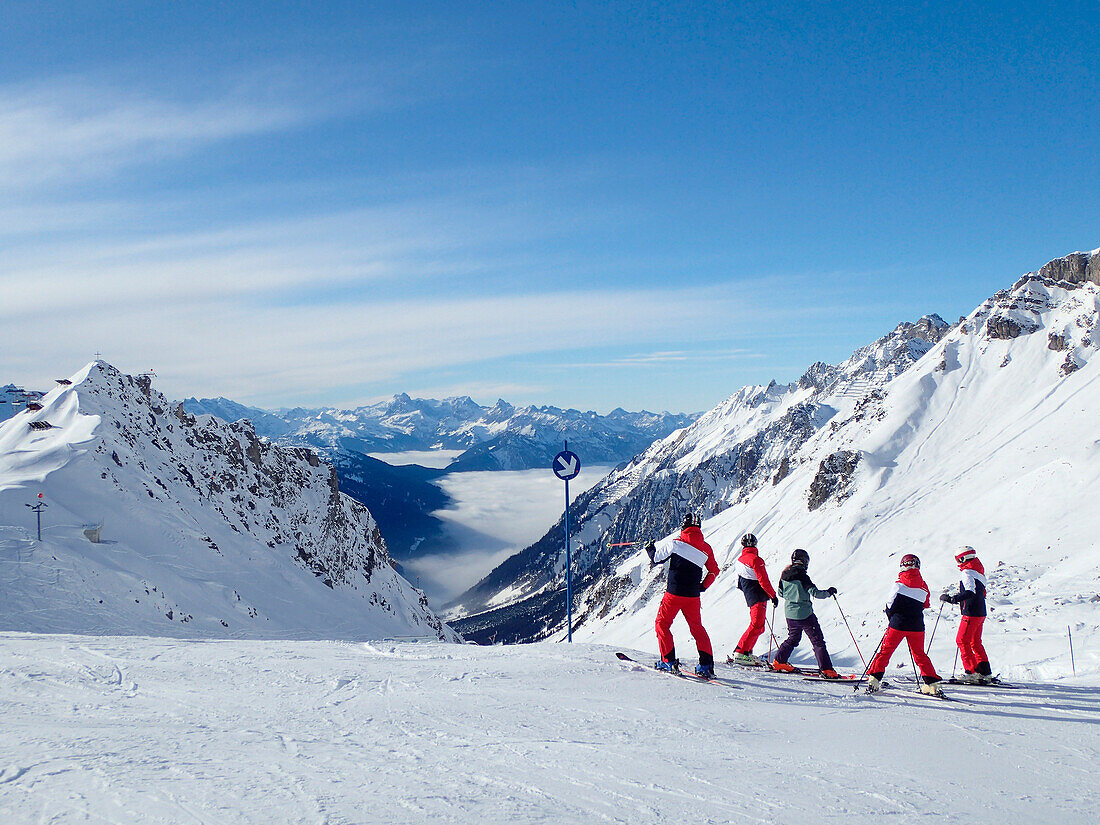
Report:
1,1,1097,413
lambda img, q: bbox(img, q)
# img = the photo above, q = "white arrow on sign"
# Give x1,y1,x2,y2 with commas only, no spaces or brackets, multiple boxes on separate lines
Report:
555,454,578,477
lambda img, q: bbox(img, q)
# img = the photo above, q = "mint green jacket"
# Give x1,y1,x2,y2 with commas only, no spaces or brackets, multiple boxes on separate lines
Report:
777,565,832,620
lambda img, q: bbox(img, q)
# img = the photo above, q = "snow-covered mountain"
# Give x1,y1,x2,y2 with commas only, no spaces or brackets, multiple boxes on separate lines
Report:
452,249,1100,678
0,362,457,641
184,394,696,471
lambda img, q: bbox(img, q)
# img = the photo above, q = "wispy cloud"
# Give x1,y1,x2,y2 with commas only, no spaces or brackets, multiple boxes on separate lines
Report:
0,78,310,190
556,349,765,369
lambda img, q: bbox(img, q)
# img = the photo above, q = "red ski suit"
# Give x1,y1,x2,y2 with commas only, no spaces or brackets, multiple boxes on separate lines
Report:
734,546,776,655
952,558,989,672
869,568,940,681
653,525,719,664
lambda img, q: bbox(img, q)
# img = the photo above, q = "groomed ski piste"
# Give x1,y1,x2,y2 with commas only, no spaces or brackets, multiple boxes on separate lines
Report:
1,635,1097,824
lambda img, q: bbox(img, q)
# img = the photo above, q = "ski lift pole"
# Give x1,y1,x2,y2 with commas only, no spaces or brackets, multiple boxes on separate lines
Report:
833,595,867,671
25,497,47,541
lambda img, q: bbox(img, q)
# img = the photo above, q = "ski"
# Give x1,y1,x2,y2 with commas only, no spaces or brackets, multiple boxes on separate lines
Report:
946,678,1018,689
724,655,768,669
865,685,956,702
802,673,862,682
616,652,742,690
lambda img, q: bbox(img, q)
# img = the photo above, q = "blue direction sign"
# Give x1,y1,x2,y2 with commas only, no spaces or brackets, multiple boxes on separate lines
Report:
553,450,581,481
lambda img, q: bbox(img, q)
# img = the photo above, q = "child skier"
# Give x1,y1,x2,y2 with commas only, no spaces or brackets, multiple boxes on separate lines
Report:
771,549,841,678
729,532,777,665
940,545,993,683
646,513,720,678
866,554,944,696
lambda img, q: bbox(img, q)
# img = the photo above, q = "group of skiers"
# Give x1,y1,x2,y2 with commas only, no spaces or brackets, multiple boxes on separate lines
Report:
646,513,992,696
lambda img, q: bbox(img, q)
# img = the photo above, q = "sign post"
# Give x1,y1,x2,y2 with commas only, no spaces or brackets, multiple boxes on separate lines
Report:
552,441,581,642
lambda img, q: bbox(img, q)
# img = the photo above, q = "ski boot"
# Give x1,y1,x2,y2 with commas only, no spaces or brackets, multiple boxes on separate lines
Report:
770,660,796,673
695,663,715,680
920,679,945,697
820,668,841,680
866,673,885,693
655,659,680,675
959,671,982,685
729,652,760,666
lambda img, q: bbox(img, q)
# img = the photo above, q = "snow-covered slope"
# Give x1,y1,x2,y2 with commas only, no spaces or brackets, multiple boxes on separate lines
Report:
455,250,1100,680
2,635,1097,825
0,362,457,641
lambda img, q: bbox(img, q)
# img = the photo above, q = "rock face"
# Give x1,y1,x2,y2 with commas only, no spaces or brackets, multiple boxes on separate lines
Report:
1038,250,1100,287
806,450,861,511
0,361,458,641
986,316,1038,340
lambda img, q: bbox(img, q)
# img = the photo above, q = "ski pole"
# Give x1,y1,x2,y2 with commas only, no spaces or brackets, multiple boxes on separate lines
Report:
951,646,959,679
767,601,776,662
853,629,888,690
926,602,945,655
833,595,866,670
767,601,782,662
908,645,920,685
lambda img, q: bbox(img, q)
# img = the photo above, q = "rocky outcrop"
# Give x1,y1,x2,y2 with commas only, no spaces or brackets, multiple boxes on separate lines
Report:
986,316,1039,340
1038,251,1100,287
807,450,861,511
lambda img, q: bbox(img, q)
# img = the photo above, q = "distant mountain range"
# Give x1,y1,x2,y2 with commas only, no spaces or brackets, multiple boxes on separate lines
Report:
183,394,697,471
181,395,697,564
451,248,1100,670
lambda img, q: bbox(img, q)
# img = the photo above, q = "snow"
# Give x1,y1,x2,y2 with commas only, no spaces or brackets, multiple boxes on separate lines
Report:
0,362,455,642
501,269,1100,681
1,634,1097,824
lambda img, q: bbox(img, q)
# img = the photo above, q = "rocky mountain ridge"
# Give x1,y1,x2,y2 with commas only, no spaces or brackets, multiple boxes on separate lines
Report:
0,362,457,640
452,248,1100,654
184,394,697,471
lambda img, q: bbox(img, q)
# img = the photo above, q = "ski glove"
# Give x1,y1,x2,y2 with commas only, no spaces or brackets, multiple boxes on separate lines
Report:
646,542,656,565
826,587,838,596
939,593,953,603
771,597,779,608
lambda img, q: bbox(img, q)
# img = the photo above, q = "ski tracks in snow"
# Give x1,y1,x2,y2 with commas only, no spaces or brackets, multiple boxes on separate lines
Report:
2,636,1098,824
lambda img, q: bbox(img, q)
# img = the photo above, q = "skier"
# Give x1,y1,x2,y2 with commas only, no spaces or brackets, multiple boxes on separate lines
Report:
940,545,993,683
771,549,841,678
866,554,944,696
646,513,720,678
729,532,777,665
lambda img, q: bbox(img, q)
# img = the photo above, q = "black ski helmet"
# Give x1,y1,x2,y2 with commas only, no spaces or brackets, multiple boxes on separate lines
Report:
791,548,809,566
741,533,757,547
900,553,920,570
682,512,696,530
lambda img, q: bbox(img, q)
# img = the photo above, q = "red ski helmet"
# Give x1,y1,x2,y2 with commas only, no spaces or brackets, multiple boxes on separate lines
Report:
955,546,977,564
899,554,920,570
